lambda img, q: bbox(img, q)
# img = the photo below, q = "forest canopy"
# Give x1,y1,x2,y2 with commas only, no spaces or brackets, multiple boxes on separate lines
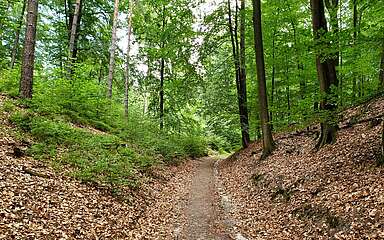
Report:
0,0,383,167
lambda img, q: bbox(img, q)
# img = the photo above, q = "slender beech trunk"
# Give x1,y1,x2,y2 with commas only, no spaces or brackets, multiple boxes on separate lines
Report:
20,0,38,99
228,0,250,148
159,5,166,130
10,0,26,69
352,0,357,100
379,40,384,89
311,0,338,149
98,64,103,84
270,29,276,128
252,0,274,158
325,0,339,67
239,0,250,147
227,0,240,95
144,55,151,115
339,4,343,105
160,57,165,130
124,1,134,119
286,54,291,118
107,0,120,98
68,0,81,60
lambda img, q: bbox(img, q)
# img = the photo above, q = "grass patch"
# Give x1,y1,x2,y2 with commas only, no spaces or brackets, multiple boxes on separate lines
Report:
9,110,156,186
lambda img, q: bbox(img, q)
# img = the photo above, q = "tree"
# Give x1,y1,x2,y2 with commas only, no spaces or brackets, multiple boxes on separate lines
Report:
239,0,250,147
159,5,166,130
107,0,120,98
10,0,26,69
252,0,274,158
20,0,38,99
310,0,338,149
125,0,134,118
379,40,384,89
352,0,358,99
324,0,339,68
68,0,81,61
227,0,250,148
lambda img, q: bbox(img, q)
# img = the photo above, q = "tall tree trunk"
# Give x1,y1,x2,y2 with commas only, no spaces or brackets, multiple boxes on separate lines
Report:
339,4,343,106
10,0,26,69
352,0,357,100
379,40,384,89
227,0,240,96
270,29,276,128
20,0,38,99
65,0,82,59
239,0,250,147
124,0,134,119
252,0,274,158
98,63,103,84
160,57,165,130
325,0,339,67
311,0,339,149
159,4,166,130
286,54,291,119
107,0,119,98
228,0,250,148
68,0,81,60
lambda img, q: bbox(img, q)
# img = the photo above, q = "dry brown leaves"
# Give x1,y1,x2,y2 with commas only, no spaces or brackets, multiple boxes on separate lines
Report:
218,98,384,240
0,94,198,239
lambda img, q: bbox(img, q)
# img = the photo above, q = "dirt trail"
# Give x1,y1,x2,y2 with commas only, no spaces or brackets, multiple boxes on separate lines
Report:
183,157,231,240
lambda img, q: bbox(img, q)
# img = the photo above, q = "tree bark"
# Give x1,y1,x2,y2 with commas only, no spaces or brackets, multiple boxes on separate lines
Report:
285,54,291,119
324,0,339,67
311,0,338,149
227,0,240,94
270,29,276,128
379,40,384,89
252,0,275,158
124,0,134,119
68,0,81,60
107,0,120,98
159,4,166,130
352,0,357,100
228,0,250,148
20,0,38,99
339,4,343,106
10,0,26,69
160,57,165,130
239,0,250,147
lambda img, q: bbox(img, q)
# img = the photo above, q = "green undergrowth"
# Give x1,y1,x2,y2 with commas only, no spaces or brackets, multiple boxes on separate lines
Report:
0,67,208,187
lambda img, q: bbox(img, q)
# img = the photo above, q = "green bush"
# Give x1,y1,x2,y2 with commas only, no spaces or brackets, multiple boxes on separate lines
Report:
10,111,34,131
180,135,208,158
0,68,20,97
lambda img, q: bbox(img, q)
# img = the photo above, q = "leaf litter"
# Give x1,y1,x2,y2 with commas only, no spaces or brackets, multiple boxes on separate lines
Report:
217,97,384,239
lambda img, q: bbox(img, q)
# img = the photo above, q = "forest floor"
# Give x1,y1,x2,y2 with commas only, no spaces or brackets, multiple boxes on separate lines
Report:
0,94,234,239
1,94,384,239
218,97,384,239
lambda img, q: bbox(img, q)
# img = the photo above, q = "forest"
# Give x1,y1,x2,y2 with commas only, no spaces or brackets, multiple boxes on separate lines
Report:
0,0,383,239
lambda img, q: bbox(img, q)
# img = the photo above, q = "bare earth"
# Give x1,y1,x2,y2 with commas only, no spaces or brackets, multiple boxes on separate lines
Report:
183,157,231,240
